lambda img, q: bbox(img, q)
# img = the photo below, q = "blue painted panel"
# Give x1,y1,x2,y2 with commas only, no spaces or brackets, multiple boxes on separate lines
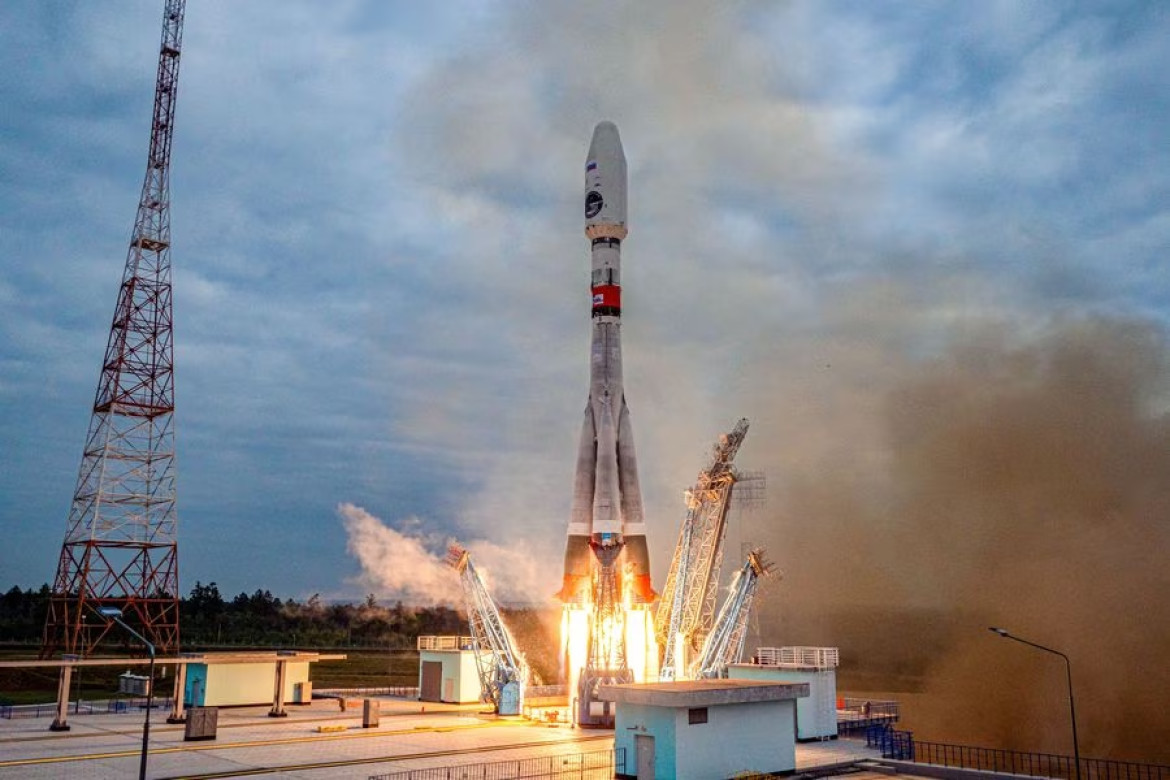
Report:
184,664,208,707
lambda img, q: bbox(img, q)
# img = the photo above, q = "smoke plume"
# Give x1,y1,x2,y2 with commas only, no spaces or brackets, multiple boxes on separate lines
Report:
745,313,1170,763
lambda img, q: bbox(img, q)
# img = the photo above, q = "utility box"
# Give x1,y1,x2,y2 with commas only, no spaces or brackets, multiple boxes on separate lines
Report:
362,699,380,728
292,681,313,704
118,672,151,696
498,681,521,716
184,707,218,741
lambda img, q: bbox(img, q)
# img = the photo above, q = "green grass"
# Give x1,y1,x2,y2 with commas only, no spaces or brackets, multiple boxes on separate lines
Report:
313,651,419,688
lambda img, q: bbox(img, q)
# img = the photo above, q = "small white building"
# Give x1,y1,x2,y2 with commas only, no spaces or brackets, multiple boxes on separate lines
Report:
600,679,808,780
416,636,486,704
730,646,839,740
183,653,312,708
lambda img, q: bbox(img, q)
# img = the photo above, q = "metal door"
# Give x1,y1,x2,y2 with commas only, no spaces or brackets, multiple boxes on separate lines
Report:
420,661,442,702
635,733,655,780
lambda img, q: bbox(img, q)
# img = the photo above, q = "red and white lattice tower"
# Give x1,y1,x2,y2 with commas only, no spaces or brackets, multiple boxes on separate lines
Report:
41,0,186,658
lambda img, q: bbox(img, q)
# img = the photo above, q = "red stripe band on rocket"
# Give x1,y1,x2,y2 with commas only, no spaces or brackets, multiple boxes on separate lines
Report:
592,285,621,315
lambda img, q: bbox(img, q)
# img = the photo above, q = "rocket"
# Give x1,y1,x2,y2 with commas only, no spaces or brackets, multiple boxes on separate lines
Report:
558,121,655,606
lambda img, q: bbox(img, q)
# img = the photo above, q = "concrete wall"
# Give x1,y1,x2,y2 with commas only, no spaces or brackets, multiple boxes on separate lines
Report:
185,662,309,707
729,665,837,739
418,650,484,704
613,701,677,779
614,698,797,779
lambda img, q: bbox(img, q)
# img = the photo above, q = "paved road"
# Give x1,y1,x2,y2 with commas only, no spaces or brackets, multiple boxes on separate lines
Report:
0,696,881,779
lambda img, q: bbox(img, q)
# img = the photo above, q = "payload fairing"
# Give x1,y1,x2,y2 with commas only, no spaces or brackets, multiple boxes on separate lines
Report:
558,121,654,606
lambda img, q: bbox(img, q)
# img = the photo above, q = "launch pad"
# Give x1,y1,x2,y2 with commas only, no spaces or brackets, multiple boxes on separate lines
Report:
0,694,889,779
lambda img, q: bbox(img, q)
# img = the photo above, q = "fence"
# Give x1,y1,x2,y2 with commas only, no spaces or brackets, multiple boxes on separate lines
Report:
866,725,915,760
836,698,900,732
417,636,477,651
368,747,624,780
910,741,1170,780
754,646,840,669
0,697,173,719
314,686,420,699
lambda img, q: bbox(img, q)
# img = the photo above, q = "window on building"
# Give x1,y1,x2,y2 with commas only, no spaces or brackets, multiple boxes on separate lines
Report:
688,707,708,725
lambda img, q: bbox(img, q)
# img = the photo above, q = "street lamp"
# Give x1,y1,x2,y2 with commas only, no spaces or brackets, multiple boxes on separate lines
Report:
989,627,1081,780
98,607,155,780
74,614,86,714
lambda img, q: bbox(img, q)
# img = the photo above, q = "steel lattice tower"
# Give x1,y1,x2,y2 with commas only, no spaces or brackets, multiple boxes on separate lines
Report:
41,0,186,658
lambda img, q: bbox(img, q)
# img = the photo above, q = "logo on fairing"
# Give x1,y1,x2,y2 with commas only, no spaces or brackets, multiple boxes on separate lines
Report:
585,190,604,219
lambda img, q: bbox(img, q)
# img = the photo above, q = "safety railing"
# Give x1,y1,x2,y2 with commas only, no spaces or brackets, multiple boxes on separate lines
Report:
314,686,420,699
0,697,173,719
368,747,624,780
755,646,840,668
910,741,1170,780
837,698,900,732
867,725,915,760
417,636,477,651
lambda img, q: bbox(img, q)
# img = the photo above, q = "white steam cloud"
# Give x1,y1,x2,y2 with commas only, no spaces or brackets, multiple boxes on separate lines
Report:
339,502,557,606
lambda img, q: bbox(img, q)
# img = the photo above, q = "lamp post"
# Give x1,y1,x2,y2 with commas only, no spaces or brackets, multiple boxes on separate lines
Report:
989,627,1081,780
74,614,86,714
98,607,155,780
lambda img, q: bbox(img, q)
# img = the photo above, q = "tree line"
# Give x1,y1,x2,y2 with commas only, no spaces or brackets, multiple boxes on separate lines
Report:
0,582,469,649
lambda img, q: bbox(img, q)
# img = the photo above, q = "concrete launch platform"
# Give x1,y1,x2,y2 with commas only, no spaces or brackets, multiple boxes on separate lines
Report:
0,694,887,779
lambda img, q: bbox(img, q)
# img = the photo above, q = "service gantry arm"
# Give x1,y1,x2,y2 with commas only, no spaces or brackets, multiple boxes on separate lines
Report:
694,548,776,679
655,418,750,681
447,546,528,713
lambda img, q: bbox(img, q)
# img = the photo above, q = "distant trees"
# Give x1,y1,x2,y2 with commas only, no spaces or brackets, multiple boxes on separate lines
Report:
0,582,469,649
0,585,51,642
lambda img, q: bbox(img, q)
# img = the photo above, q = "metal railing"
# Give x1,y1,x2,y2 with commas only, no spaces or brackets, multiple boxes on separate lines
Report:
314,686,420,699
0,697,173,719
910,741,1170,780
417,636,477,651
754,646,840,669
867,725,915,760
836,698,900,732
368,747,624,780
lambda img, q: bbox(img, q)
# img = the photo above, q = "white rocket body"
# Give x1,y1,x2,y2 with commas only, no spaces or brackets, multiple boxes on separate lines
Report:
559,122,654,605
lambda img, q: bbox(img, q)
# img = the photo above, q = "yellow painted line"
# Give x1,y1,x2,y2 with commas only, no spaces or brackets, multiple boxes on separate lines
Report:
0,717,525,769
160,734,614,780
0,708,452,744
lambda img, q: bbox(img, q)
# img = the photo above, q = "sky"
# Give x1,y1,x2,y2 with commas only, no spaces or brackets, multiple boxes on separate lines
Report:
1,2,1168,610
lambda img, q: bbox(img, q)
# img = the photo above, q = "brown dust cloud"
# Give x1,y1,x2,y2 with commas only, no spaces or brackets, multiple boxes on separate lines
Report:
737,313,1170,764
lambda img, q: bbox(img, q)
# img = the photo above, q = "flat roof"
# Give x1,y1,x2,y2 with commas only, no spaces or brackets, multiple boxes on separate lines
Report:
598,679,809,708
0,652,346,669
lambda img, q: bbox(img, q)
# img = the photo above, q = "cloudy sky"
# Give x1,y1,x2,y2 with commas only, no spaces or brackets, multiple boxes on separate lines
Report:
2,1,1168,614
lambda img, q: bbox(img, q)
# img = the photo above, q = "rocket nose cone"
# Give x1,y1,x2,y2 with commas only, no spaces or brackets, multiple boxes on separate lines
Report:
588,121,624,161
585,121,628,231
